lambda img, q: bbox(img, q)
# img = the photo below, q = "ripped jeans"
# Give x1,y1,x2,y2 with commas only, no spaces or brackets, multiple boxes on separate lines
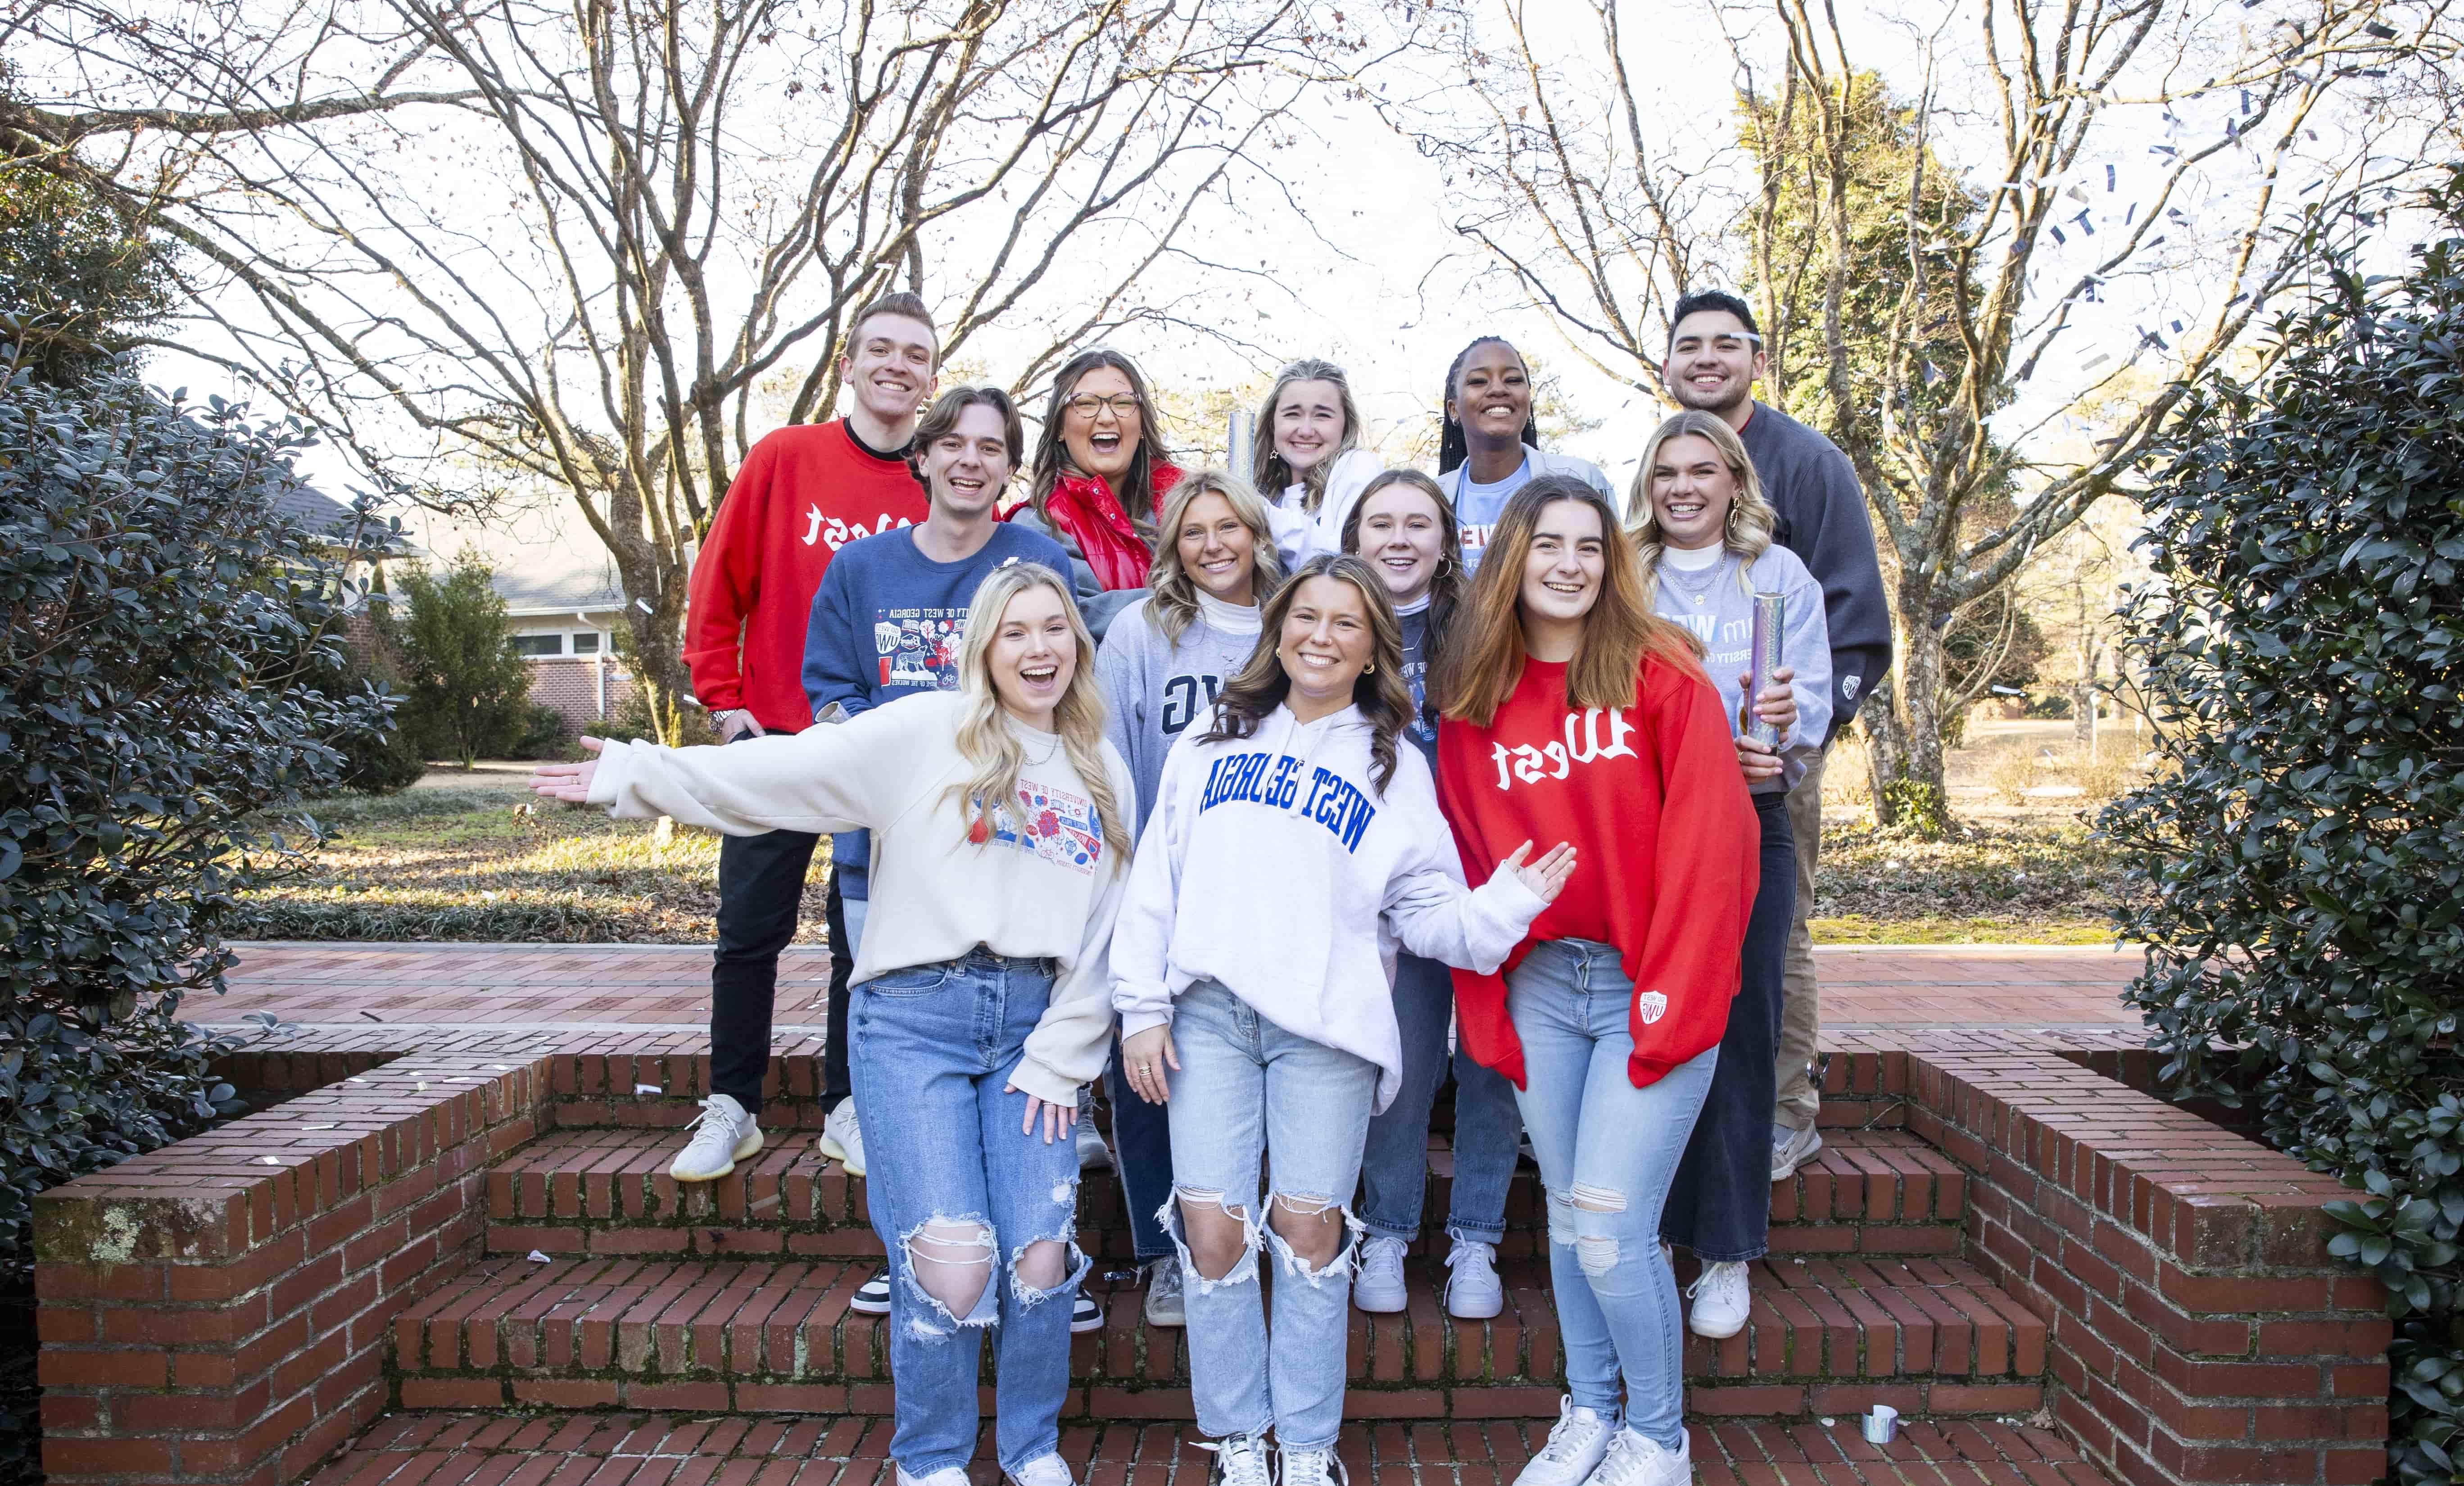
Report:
852,948,1089,1477
1506,939,1719,1452
1163,980,1379,1450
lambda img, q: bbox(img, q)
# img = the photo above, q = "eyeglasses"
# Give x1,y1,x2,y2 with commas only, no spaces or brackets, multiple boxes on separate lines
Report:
1671,334,1763,355
1063,393,1141,421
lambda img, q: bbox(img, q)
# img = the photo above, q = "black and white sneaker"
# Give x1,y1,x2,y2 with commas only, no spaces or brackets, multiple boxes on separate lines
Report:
1205,1434,1273,1486
1071,1291,1103,1333
849,1268,892,1315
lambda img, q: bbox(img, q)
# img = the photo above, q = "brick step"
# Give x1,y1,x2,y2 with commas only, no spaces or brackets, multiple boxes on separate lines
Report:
390,1252,2043,1421
310,1411,2115,1486
485,1127,1962,1262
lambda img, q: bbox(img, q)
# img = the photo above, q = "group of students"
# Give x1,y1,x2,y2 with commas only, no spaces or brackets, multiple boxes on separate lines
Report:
533,285,1891,1486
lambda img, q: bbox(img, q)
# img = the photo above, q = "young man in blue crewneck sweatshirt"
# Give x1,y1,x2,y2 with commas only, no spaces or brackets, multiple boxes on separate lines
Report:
797,384,1097,1330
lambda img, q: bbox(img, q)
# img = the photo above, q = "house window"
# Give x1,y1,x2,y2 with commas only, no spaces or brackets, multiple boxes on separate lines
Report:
571,631,602,656
511,634,564,657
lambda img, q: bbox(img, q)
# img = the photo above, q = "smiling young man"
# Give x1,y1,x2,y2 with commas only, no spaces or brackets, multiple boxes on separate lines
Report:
673,292,938,1190
797,384,1087,1327
1659,289,1892,1182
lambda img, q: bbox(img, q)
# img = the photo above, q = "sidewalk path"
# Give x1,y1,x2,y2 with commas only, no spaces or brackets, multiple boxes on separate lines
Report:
209,940,2139,1033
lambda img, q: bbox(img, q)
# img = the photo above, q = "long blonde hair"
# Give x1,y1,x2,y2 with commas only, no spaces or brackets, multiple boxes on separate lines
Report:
1146,468,1286,645
1626,410,1778,603
1251,358,1364,514
944,561,1134,868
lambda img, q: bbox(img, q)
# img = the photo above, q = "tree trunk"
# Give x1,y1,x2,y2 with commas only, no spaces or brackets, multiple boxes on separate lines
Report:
1862,609,1953,836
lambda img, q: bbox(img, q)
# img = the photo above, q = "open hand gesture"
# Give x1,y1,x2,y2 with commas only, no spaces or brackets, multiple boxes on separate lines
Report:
1498,840,1578,903
531,737,606,803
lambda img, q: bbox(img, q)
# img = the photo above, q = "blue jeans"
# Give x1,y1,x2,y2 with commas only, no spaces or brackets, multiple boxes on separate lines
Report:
851,949,1089,1477
1663,793,1795,1260
1507,939,1719,1451
1106,1045,1176,1261
1358,951,1522,1245
1164,981,1379,1450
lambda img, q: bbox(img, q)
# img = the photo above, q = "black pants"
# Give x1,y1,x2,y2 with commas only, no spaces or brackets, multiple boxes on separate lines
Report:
822,873,853,1111
711,826,821,1114
1661,789,1797,1260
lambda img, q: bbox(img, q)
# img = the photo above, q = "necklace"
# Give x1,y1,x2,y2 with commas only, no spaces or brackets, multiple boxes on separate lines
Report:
1661,553,1728,607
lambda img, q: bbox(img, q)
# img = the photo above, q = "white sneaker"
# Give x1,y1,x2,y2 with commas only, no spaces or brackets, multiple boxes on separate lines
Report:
1509,1396,1615,1486
1278,1444,1347,1486
818,1100,867,1177
668,1093,760,1182
849,1269,892,1315
1771,1122,1823,1181
1685,1260,1752,1339
1007,1453,1076,1486
1143,1256,1187,1328
1584,1427,1689,1486
1351,1234,1408,1313
1204,1435,1273,1486
1443,1238,1504,1319
898,1468,969,1486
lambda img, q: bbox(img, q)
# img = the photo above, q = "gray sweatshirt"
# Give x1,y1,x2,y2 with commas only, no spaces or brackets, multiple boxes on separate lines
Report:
1096,593,1264,836
1649,542,1833,793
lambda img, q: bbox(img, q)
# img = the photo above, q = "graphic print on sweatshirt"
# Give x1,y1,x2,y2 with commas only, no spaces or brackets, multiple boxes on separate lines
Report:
979,782,1105,874
1197,748,1377,852
873,607,965,689
806,509,916,550
1485,708,1640,792
1669,611,1753,687
1160,671,1225,736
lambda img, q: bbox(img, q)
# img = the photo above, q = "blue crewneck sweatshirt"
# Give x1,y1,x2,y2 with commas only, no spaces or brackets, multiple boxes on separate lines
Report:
799,521,1073,898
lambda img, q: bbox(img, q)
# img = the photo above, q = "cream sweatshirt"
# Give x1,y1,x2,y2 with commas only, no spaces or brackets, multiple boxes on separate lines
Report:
1267,449,1386,568
584,691,1136,1106
1111,702,1547,1111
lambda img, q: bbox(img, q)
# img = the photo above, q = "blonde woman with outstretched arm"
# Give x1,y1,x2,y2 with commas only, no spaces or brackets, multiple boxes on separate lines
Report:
534,560,1133,1486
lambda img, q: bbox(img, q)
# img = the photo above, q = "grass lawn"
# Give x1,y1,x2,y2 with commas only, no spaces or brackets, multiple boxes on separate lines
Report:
239,776,2130,946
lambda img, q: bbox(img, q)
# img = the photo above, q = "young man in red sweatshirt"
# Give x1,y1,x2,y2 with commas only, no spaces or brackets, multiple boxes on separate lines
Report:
666,291,938,1186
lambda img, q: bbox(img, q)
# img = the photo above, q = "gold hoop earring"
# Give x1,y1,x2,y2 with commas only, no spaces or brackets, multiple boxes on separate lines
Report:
1364,661,1377,674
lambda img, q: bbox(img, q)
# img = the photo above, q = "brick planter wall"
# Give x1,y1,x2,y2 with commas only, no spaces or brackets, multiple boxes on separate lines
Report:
1907,1049,2389,1486
33,1053,547,1486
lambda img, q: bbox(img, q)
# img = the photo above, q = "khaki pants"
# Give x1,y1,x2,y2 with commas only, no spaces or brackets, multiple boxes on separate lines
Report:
1774,744,1827,1132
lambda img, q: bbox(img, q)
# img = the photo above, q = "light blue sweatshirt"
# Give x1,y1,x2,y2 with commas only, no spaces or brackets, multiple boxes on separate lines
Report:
1648,542,1833,793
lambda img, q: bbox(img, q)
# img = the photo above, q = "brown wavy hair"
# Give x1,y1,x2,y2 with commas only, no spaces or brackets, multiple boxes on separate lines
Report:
1200,554,1418,794
1026,348,1173,537
1432,476,1704,726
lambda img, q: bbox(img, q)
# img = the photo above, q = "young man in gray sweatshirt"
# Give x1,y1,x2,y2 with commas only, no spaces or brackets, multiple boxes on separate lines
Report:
1662,289,1894,1180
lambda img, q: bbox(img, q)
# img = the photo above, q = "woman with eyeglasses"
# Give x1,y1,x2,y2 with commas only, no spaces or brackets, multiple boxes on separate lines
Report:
1007,349,1183,642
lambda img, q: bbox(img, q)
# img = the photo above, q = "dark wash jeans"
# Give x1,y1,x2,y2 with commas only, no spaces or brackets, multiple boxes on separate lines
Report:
1660,788,1797,1260
710,825,842,1115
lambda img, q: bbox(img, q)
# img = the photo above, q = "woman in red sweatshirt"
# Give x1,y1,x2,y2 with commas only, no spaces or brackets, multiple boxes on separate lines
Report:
1430,476,1758,1486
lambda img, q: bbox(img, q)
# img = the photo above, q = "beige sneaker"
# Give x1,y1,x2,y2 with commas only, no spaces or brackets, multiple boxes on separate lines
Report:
817,1099,866,1177
669,1093,760,1182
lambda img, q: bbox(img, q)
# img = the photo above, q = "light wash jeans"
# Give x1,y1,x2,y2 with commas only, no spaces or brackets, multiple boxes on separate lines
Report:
1163,980,1380,1450
1358,951,1523,1245
851,948,1089,1477
1507,939,1719,1452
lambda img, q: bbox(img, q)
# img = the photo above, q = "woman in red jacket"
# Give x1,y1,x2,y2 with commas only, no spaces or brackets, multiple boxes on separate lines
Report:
1007,348,1184,642
1430,476,1758,1486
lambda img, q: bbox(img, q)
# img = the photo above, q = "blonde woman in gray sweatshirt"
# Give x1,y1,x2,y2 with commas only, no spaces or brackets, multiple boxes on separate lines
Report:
534,561,1133,1486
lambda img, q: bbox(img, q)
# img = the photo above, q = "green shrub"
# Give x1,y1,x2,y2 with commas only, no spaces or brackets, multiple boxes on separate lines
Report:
391,551,532,766
2103,171,2464,1485
507,701,573,760
0,348,376,1282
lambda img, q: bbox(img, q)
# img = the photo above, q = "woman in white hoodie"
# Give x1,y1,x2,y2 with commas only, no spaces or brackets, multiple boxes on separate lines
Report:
533,561,1133,1486
1112,553,1576,1486
1249,359,1385,566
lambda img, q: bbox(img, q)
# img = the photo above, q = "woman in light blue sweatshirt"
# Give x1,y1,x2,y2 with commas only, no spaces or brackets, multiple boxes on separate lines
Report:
1093,467,1286,1328
1625,409,1830,1348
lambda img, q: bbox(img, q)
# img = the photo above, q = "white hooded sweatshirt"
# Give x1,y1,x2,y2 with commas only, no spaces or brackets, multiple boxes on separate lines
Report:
1111,701,1547,1111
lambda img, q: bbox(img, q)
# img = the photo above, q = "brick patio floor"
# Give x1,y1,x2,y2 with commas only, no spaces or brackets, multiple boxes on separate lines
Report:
307,1412,2113,1486
213,942,2138,1034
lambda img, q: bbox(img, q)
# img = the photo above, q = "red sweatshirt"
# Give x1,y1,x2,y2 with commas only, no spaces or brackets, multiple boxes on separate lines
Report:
684,421,928,733
1435,653,1759,1090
